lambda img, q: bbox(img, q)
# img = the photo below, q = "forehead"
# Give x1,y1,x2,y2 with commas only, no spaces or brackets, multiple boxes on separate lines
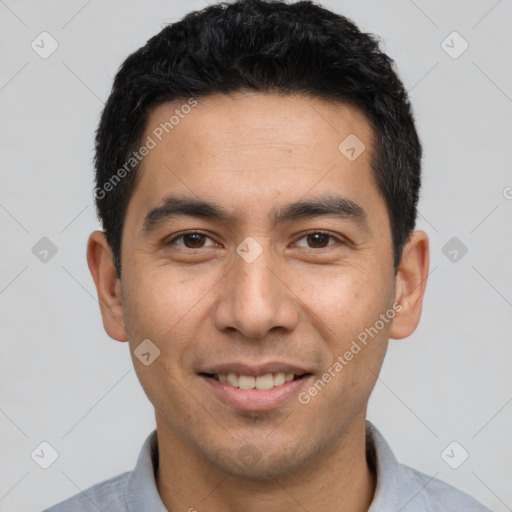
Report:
144,92,373,157
126,92,384,230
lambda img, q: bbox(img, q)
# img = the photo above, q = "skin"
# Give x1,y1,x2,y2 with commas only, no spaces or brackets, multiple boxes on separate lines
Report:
87,91,429,512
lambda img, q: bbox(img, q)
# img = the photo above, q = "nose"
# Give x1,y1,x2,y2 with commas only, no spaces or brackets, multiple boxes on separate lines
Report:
213,242,300,340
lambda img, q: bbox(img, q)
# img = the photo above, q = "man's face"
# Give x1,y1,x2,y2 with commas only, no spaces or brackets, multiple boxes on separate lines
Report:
111,92,400,477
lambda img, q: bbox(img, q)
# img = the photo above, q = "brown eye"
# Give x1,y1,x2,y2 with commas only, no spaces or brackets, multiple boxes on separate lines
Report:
166,231,216,249
294,231,339,249
182,233,206,248
306,233,331,248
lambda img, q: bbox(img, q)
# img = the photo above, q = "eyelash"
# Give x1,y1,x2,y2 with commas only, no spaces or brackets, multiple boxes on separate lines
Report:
165,230,343,250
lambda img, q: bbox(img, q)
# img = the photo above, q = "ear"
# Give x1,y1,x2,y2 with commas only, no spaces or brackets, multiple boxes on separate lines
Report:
86,230,128,342
390,230,429,340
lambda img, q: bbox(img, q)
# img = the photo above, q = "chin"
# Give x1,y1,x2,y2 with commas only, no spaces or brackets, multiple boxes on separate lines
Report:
202,439,315,480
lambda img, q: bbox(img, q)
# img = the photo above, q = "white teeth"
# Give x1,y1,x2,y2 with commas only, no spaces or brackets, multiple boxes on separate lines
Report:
215,371,298,389
238,375,256,389
274,372,286,386
227,373,239,387
255,373,274,390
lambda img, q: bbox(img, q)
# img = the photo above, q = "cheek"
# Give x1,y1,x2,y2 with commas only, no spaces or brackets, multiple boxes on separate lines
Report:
121,266,222,384
122,264,212,336
122,273,200,412
298,265,393,402
298,265,390,336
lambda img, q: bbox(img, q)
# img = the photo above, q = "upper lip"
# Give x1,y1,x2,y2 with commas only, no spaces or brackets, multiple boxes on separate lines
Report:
199,362,311,377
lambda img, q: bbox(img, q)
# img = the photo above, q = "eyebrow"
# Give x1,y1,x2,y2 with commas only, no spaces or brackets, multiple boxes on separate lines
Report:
142,193,369,232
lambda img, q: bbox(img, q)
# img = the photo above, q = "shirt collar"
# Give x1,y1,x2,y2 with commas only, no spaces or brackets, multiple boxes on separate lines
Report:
365,420,402,510
125,420,399,511
126,429,167,511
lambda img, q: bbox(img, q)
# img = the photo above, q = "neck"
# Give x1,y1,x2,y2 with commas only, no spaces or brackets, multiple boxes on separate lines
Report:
155,413,376,512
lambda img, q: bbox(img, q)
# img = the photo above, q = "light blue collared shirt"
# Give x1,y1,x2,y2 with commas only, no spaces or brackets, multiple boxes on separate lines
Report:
43,421,491,511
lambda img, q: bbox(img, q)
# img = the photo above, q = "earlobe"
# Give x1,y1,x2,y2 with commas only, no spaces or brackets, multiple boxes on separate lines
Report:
86,231,129,342
389,230,430,340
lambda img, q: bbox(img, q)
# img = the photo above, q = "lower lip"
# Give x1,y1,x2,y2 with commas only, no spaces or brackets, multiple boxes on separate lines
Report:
200,374,313,412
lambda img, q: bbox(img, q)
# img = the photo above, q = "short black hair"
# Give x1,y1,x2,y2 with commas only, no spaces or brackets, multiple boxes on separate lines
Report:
94,0,421,278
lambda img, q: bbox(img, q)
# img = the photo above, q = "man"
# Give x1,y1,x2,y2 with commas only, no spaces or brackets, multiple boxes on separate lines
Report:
44,0,491,510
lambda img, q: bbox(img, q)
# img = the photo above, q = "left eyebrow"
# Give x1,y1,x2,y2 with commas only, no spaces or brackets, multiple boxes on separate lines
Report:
142,193,369,233
271,194,369,231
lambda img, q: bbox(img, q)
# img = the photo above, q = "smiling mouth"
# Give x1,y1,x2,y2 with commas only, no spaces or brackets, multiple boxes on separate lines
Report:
200,372,311,390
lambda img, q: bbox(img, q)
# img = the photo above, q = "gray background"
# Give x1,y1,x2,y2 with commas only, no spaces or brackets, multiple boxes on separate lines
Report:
1,0,511,510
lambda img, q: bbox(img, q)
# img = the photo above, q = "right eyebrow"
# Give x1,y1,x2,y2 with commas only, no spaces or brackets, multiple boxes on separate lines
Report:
142,195,231,233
